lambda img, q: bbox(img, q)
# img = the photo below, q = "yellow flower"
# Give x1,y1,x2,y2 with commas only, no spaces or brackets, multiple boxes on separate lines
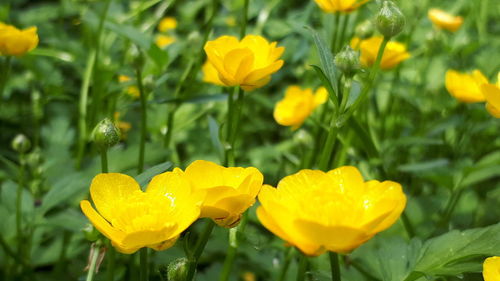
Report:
482,73,500,118
445,69,487,103
428,9,463,32
204,35,285,91
351,36,410,70
225,16,237,27
113,112,132,139
202,60,225,86
484,257,500,281
177,160,264,228
118,75,140,98
257,167,406,256
158,17,177,32
0,23,39,56
314,0,369,13
155,34,176,48
80,172,201,254
274,86,328,130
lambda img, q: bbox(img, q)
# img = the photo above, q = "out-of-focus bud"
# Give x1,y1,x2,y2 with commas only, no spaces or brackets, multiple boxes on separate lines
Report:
335,46,361,77
376,1,406,38
27,147,43,169
92,118,120,151
167,258,189,281
354,20,374,39
11,134,31,153
82,224,100,242
293,129,314,148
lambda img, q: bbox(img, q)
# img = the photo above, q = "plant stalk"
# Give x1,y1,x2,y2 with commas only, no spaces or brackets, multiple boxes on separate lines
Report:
185,220,216,281
136,62,147,174
140,248,148,281
329,252,341,281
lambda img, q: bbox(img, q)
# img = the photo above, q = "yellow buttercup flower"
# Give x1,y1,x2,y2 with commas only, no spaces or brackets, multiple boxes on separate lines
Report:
158,17,177,32
113,112,132,139
483,256,500,281
202,60,225,86
118,75,140,98
0,23,39,56
274,86,328,130
177,160,264,228
257,167,406,256
351,36,410,70
428,9,463,32
80,172,201,254
204,35,285,91
445,69,487,103
482,73,500,118
314,0,369,13
156,34,176,48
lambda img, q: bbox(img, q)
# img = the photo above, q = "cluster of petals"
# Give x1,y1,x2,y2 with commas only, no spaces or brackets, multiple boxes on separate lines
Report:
274,86,328,130
257,166,406,256
0,22,39,56
155,17,177,48
204,35,285,91
444,69,491,104
314,0,369,13
481,73,500,118
428,8,463,32
80,160,263,253
483,256,500,281
351,36,410,70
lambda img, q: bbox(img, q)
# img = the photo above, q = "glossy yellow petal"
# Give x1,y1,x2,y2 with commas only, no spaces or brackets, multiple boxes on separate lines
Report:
149,236,179,251
352,36,410,70
156,35,176,48
482,83,500,118
314,87,329,107
445,70,486,103
483,256,500,281
158,17,177,32
273,86,321,129
203,60,225,86
428,9,463,32
90,173,141,222
80,200,125,245
0,25,39,56
314,0,369,13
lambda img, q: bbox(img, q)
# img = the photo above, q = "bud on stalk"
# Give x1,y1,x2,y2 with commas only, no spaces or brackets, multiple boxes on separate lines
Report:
376,1,406,38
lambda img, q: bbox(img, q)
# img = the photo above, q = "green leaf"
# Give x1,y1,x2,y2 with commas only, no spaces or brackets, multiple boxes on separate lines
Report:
398,159,449,173
311,65,339,108
30,48,75,63
136,161,173,188
308,27,339,95
207,115,225,163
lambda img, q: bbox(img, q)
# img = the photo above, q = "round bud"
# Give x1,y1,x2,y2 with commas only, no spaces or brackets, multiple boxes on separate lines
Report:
11,134,31,153
293,129,313,148
376,1,406,38
92,118,121,151
82,224,100,242
167,258,189,281
334,46,361,77
355,20,375,39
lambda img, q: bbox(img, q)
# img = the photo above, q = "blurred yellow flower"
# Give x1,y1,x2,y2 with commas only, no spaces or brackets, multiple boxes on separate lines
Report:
274,86,328,130
351,36,410,70
202,60,225,86
0,23,38,56
445,69,487,103
482,73,500,118
158,17,177,32
118,75,140,98
178,160,264,228
113,112,131,139
257,167,406,256
428,9,463,32
225,16,237,27
483,256,500,281
204,35,285,91
156,34,176,48
80,172,201,254
314,0,369,13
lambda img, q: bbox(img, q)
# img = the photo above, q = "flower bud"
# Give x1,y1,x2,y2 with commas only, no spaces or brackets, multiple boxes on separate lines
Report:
92,118,121,151
166,258,189,281
82,224,100,242
376,1,406,38
335,46,360,77
354,20,374,39
11,134,31,153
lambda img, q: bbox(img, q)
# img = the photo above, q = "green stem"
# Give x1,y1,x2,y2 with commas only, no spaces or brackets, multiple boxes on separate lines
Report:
100,150,108,173
185,220,216,281
240,0,249,38
401,211,415,238
16,153,25,260
225,87,244,167
136,62,147,174
219,212,249,281
330,13,340,53
0,56,12,97
277,247,295,281
478,0,489,43
329,252,341,281
76,50,97,169
86,244,101,281
107,247,116,281
140,248,149,281
335,13,349,53
318,112,338,171
296,254,308,281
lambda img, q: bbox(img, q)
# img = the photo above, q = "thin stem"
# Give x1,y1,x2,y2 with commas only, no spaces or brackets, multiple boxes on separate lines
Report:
240,0,249,39
136,63,147,174
335,13,350,53
185,220,216,281
140,248,149,281
107,247,116,281
318,112,338,171
330,13,340,53
329,252,341,281
100,150,108,173
401,211,415,238
86,244,100,281
76,50,97,169
16,153,25,260
296,254,308,281
0,56,12,97
219,212,249,281
277,247,295,281
225,87,244,167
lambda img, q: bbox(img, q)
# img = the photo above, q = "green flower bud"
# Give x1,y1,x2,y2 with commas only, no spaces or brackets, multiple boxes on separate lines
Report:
92,118,121,151
293,129,313,148
82,224,100,242
355,20,374,39
334,46,360,77
11,134,31,153
167,258,189,281
376,1,405,38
